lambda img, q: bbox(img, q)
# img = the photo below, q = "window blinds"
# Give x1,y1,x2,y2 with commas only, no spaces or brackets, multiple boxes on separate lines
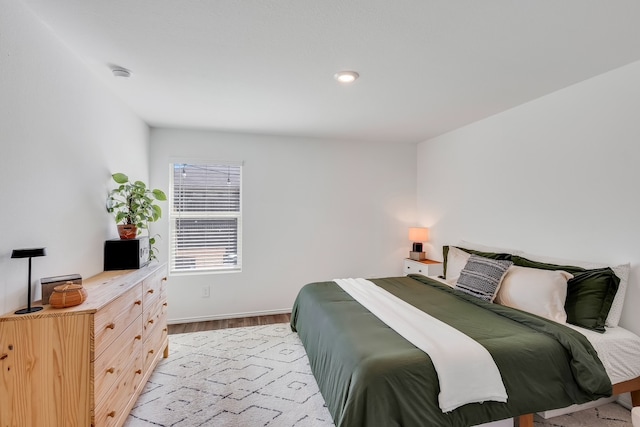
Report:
170,163,242,273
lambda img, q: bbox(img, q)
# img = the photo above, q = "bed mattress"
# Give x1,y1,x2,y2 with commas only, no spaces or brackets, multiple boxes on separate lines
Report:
569,324,640,385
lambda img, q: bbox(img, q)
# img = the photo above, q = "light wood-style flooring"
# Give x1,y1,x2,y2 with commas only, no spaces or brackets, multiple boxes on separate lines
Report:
167,313,291,335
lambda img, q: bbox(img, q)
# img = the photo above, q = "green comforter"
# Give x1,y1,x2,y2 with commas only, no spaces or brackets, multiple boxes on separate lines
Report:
290,275,611,427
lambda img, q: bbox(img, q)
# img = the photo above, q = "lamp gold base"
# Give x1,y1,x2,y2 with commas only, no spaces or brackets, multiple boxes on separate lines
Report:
409,251,426,261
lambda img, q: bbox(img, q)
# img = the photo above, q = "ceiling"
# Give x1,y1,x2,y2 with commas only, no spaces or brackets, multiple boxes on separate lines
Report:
22,0,640,143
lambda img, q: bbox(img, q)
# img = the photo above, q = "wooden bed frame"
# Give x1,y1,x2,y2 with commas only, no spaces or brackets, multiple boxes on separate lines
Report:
517,377,640,427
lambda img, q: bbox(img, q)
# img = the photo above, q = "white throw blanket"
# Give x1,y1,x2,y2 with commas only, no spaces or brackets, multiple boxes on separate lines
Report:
333,278,508,412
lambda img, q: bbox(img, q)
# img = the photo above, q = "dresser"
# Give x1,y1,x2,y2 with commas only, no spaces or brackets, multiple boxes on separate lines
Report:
0,262,168,427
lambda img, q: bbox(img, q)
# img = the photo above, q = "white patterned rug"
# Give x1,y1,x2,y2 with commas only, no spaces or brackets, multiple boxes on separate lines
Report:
124,324,333,427
124,323,631,427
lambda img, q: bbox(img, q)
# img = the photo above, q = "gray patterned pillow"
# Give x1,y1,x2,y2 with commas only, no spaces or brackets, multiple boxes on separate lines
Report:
455,255,513,302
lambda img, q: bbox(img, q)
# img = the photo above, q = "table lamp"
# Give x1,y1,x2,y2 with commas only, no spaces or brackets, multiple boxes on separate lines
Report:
11,247,46,314
408,227,428,261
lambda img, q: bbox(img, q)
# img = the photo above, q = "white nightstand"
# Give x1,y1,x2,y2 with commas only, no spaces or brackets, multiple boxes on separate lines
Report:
403,258,443,277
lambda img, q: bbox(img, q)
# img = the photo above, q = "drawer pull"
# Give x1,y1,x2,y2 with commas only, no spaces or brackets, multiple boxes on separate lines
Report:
135,335,142,340
162,277,167,282
147,289,154,294
149,349,155,354
106,323,115,330
134,300,142,305
135,369,142,375
106,367,115,374
163,328,168,332
163,302,168,307
107,411,116,418
148,319,154,325
0,353,7,361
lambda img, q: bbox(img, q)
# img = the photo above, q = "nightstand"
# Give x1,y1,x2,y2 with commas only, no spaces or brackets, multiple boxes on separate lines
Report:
403,258,443,277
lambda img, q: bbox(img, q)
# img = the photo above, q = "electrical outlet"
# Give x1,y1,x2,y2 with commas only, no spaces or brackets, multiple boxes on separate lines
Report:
201,285,210,298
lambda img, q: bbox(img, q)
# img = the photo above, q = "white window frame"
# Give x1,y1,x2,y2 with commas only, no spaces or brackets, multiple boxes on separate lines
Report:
169,160,243,275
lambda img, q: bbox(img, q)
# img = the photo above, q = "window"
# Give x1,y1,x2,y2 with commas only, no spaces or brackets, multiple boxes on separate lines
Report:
169,162,242,273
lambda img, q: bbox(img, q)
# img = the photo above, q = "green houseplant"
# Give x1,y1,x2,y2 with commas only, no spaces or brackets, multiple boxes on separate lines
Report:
107,173,167,259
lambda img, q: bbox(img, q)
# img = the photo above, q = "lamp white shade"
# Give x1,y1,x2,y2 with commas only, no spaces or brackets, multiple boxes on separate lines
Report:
408,227,429,242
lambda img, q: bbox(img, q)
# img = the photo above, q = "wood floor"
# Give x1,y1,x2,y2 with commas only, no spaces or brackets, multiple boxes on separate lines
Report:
167,313,291,334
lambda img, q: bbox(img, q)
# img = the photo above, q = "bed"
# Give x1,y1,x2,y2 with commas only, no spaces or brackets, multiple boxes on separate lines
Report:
290,245,640,427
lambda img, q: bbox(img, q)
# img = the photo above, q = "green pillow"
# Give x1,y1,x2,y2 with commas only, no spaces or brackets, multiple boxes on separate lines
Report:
442,246,513,279
512,255,619,333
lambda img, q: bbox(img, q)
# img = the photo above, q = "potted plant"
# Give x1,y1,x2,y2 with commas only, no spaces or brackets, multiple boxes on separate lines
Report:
107,173,167,258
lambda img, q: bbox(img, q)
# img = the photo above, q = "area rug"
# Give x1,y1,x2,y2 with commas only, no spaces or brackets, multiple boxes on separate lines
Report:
533,402,631,427
124,323,631,427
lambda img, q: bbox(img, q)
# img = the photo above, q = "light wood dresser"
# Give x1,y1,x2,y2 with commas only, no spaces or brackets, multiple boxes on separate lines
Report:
0,262,168,427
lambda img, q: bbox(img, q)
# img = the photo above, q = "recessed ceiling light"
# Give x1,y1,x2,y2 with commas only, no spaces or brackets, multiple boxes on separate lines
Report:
334,71,359,84
111,66,131,78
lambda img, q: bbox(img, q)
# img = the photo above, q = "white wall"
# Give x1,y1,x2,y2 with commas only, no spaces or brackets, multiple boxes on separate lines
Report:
150,128,417,323
417,60,640,334
0,0,149,314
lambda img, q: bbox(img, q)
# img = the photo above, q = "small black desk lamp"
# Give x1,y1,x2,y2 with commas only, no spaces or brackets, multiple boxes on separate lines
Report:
12,247,46,314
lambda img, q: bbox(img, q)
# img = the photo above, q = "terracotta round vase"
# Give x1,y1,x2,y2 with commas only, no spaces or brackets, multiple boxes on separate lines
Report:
117,224,137,239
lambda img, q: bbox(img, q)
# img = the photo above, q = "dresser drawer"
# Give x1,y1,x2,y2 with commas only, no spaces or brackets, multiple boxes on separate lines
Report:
143,297,167,340
159,275,167,299
143,310,168,374
142,270,165,308
403,259,443,277
94,316,143,407
94,284,143,359
94,354,144,427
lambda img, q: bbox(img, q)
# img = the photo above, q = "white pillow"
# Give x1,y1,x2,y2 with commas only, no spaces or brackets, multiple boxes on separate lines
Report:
519,251,629,327
445,246,471,286
495,266,573,323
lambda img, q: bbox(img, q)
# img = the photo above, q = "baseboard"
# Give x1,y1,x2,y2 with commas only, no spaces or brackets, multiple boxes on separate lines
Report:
168,308,292,325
